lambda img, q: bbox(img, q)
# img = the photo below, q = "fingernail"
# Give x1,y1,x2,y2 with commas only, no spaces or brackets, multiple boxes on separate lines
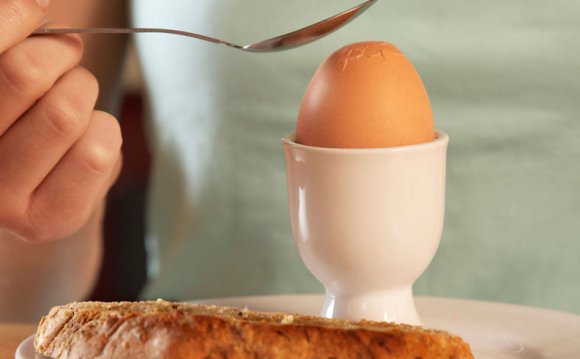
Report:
36,0,51,10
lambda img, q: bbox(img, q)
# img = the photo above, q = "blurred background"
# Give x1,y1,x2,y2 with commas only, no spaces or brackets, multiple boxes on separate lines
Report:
89,44,149,301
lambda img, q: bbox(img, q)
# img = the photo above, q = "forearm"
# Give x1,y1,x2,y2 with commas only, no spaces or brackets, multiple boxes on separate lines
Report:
0,204,104,322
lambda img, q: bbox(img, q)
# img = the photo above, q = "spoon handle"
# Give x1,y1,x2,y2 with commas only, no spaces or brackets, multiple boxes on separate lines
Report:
33,27,242,49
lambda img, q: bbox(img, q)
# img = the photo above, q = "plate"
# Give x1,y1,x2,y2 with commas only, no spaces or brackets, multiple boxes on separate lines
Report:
15,335,44,359
17,295,580,359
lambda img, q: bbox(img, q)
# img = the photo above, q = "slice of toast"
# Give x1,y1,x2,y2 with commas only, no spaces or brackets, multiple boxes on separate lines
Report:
34,300,474,358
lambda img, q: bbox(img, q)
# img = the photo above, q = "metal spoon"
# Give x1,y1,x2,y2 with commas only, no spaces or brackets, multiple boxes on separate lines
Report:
33,0,377,52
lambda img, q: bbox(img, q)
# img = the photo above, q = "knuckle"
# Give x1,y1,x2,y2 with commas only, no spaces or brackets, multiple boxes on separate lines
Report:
41,98,86,142
79,112,122,175
80,140,120,175
0,33,85,99
0,50,43,96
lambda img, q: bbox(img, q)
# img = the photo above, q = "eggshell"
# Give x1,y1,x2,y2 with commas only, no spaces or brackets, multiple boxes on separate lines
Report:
296,41,435,148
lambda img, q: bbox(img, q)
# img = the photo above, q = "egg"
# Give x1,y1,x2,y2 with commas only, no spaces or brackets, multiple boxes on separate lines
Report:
295,41,435,148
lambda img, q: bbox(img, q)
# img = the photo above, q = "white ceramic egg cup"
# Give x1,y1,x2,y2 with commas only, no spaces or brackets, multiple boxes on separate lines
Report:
282,131,448,325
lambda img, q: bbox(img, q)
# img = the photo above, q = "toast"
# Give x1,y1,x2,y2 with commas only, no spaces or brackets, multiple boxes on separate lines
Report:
34,300,474,358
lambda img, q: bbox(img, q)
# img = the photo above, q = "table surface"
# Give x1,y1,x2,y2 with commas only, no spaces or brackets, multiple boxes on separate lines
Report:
0,324,36,359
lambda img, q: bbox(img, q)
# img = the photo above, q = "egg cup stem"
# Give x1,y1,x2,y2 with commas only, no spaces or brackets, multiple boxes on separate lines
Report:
323,286,421,325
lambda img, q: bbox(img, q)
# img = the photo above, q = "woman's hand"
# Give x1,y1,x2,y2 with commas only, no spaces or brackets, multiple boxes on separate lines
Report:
0,0,122,242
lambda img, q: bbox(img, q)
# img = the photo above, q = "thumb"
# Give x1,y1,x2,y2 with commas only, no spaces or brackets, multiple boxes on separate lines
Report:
0,0,49,53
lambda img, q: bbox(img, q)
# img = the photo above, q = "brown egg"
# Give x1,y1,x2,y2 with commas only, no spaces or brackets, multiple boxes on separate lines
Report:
296,41,435,148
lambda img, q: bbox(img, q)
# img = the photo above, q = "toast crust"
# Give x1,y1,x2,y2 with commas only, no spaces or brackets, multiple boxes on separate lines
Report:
35,300,474,359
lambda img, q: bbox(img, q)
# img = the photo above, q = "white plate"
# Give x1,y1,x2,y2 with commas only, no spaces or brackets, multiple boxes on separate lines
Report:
17,295,580,359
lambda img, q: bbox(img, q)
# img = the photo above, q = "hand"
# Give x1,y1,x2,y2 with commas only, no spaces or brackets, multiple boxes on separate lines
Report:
0,0,122,242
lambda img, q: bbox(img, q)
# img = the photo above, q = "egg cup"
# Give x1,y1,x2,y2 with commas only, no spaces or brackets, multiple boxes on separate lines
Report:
282,131,448,325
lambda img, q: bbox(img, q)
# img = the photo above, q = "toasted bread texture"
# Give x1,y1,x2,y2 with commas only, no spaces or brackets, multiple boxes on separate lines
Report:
34,300,474,359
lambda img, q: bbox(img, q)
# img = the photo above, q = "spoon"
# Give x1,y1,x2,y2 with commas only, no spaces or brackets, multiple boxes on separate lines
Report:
33,0,377,52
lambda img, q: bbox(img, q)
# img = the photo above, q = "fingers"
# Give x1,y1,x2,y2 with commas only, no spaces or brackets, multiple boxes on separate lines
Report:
0,31,83,135
26,111,122,242
0,67,99,201
0,2,123,243
0,0,49,53
0,63,122,242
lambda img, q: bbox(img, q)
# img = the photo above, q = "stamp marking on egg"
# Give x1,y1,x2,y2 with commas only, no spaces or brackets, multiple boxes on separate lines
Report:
335,43,402,71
